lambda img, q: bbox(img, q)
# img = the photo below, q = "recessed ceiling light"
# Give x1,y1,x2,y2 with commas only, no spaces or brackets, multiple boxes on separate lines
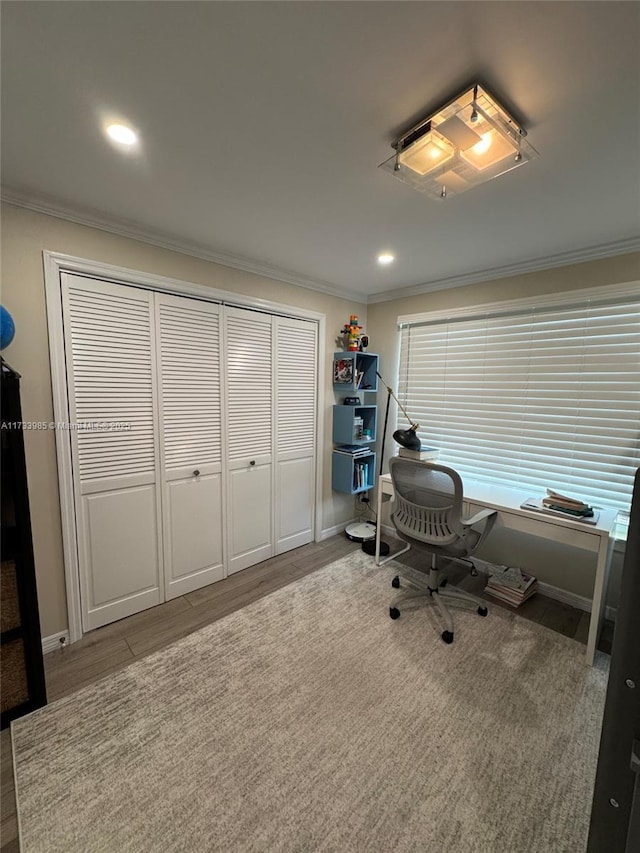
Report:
377,253,395,266
106,124,138,146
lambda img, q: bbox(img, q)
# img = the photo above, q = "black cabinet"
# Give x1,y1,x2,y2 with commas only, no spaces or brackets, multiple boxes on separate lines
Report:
587,468,640,852
1,360,46,728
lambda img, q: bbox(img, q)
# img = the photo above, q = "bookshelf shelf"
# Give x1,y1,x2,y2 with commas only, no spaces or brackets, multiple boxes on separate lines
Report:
332,352,379,394
332,405,377,445
332,450,376,495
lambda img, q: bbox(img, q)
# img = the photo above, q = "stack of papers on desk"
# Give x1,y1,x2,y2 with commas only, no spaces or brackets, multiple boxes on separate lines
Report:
542,489,594,517
485,566,538,607
521,497,600,525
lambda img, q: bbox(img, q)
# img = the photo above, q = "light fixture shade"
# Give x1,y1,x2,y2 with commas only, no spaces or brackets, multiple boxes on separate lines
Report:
380,84,538,200
397,130,455,176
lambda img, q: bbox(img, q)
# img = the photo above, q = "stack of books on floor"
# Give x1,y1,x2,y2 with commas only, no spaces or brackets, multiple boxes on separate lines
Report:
485,566,538,607
542,489,594,518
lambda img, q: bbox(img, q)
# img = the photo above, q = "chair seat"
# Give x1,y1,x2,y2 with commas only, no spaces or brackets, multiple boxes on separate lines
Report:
407,536,477,560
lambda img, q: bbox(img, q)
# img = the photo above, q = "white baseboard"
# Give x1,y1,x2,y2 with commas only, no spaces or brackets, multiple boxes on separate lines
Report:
321,516,375,542
535,580,590,613
42,630,69,654
376,535,618,621
41,538,615,658
535,581,617,622
319,523,348,541
470,557,618,619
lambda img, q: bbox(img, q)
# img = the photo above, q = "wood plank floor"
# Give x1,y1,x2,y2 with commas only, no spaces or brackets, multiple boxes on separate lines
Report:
0,534,611,852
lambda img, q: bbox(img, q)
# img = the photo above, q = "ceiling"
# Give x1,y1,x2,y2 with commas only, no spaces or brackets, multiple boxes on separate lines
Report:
2,1,639,302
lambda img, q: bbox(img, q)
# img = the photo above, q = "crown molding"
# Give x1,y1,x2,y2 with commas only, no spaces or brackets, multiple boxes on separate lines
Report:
368,236,640,303
4,185,638,307
1,186,367,305
397,280,640,328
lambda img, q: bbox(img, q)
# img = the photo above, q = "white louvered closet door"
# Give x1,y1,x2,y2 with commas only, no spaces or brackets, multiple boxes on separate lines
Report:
224,306,274,574
61,274,162,631
155,294,225,599
274,316,317,553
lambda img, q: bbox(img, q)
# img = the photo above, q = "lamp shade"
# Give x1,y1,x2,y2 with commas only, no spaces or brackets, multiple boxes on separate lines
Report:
393,425,422,451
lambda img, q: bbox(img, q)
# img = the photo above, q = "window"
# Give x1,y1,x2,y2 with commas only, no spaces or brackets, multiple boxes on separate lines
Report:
397,283,640,514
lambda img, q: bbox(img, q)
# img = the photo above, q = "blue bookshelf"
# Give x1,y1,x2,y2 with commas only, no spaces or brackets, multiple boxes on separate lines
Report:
332,352,379,394
331,351,379,494
332,450,376,495
332,404,377,445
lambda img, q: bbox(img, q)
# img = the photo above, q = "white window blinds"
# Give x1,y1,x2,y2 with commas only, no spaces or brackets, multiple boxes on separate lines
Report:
397,287,640,513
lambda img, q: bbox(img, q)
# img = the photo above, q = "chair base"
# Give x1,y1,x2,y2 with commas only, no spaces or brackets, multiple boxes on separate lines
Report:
389,564,488,643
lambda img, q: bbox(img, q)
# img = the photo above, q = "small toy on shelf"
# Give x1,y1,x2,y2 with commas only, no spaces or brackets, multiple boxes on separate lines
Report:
340,314,366,351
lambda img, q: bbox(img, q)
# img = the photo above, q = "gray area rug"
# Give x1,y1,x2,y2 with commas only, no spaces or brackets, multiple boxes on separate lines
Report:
12,551,607,853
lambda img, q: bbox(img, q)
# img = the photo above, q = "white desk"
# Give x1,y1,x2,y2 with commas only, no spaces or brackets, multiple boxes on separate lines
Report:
376,473,617,666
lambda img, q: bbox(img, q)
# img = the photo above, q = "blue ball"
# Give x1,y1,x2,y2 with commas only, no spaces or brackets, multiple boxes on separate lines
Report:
0,305,15,350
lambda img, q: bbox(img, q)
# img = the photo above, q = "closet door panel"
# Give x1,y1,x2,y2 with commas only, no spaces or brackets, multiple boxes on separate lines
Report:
165,474,223,584
156,294,224,599
224,307,274,573
274,317,317,553
277,456,315,551
228,464,272,574
62,274,162,632
83,486,159,610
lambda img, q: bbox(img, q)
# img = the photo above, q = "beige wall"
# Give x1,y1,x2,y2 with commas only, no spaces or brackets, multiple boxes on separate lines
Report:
367,252,640,404
0,203,367,638
367,252,640,605
2,201,637,634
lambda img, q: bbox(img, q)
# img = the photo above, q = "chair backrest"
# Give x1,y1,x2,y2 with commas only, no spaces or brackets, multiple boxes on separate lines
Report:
388,458,464,547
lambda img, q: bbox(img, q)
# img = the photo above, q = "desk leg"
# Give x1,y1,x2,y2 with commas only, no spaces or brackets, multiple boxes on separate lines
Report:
586,535,615,666
375,486,382,566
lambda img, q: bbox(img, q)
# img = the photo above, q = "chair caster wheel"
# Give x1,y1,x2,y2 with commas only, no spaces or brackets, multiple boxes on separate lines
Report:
442,630,454,644
389,607,400,620
391,576,400,589
477,606,488,617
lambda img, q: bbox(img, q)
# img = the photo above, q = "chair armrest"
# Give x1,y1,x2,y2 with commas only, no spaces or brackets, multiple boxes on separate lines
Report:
462,508,496,527
461,507,497,551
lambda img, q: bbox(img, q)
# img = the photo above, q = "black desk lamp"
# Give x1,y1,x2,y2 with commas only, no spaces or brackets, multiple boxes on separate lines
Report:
376,372,421,451
361,372,421,556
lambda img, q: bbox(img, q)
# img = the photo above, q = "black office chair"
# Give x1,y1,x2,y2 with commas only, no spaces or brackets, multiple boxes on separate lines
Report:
388,457,497,644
